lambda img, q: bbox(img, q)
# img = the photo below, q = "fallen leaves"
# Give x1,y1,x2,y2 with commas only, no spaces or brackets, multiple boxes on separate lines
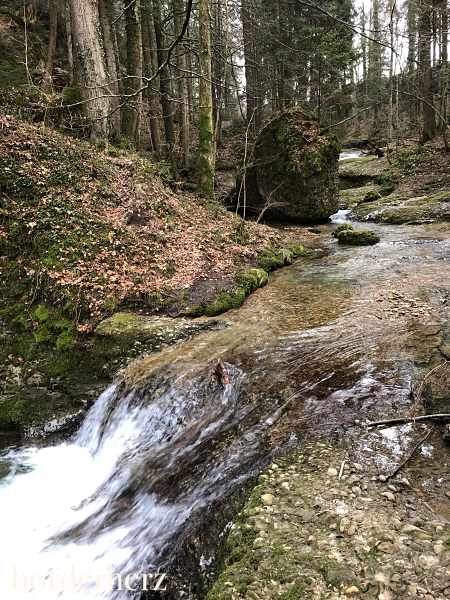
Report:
0,117,277,330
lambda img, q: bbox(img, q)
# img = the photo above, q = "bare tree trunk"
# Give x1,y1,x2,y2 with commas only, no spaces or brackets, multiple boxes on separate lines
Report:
173,0,189,170
153,0,176,163
98,0,121,135
241,0,260,129
68,0,112,144
198,0,215,199
122,0,143,148
419,0,436,143
142,0,161,153
64,0,74,83
42,0,59,92
438,0,449,145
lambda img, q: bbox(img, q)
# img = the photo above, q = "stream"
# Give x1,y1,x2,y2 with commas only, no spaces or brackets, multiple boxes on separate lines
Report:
0,215,449,598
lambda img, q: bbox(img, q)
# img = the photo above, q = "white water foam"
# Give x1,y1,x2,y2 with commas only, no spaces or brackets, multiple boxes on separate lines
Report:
0,371,243,598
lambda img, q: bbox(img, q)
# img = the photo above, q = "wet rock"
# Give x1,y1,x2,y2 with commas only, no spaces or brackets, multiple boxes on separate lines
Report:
336,226,380,246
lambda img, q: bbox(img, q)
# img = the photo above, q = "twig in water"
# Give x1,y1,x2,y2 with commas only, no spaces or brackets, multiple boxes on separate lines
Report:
367,414,450,427
338,460,345,480
386,425,435,480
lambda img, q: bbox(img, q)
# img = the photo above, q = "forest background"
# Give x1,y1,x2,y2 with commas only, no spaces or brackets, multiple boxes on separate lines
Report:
1,0,449,194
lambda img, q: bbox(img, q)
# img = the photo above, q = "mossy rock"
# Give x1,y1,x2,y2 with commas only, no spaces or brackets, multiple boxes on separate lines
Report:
184,268,270,318
361,190,382,203
244,107,340,223
95,313,224,345
332,223,354,237
352,190,450,224
336,227,380,245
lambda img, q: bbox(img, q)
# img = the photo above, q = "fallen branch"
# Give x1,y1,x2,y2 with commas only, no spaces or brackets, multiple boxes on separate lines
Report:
367,414,450,427
386,425,434,480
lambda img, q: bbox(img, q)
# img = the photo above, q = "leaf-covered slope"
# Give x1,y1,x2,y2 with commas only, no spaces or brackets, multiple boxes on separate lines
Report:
0,116,282,331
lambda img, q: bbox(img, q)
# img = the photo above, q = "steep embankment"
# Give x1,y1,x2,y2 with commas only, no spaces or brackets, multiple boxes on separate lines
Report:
0,117,307,437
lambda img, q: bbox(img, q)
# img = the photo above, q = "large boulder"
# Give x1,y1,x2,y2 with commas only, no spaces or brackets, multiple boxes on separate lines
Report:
242,107,340,223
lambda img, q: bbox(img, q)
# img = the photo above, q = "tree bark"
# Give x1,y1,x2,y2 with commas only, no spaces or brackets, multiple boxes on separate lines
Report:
98,0,121,135
64,0,74,83
198,0,215,199
438,0,449,145
241,0,260,129
152,0,176,163
42,0,59,92
122,0,143,148
68,0,112,143
419,0,436,143
142,0,161,153
173,0,189,170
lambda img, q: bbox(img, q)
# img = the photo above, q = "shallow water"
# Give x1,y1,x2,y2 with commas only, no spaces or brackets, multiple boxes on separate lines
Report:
0,219,449,597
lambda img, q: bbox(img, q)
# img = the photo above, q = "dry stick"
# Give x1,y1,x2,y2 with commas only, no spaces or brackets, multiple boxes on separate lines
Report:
386,425,435,481
367,414,450,427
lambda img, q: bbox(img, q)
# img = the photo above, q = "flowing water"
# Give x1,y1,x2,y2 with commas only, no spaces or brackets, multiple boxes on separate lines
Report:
0,217,449,598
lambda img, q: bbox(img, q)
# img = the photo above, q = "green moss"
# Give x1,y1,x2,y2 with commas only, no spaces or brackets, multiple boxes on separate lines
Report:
185,268,269,318
56,329,77,351
332,223,354,237
361,190,382,203
336,227,380,245
257,241,310,271
33,305,50,323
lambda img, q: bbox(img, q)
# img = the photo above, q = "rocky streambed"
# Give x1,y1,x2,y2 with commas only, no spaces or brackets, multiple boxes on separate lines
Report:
207,416,450,600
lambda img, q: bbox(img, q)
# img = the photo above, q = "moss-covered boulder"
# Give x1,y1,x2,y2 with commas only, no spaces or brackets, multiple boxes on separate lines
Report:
243,107,340,223
332,223,354,237
335,225,380,245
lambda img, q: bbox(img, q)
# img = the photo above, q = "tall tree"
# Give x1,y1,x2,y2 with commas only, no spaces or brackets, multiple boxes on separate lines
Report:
142,0,162,153
68,0,112,143
198,0,215,198
42,0,59,92
241,0,261,129
98,0,121,134
153,0,176,163
173,0,190,169
418,0,435,142
122,0,143,147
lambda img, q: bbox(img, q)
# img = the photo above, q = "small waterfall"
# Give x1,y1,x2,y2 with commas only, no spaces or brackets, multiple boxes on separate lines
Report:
0,362,270,599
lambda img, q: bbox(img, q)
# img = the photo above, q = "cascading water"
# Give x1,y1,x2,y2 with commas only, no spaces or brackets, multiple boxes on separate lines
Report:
1,220,450,599
0,366,259,598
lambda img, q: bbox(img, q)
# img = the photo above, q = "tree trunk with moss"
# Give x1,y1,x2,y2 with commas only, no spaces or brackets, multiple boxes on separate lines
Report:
122,0,143,148
198,0,215,199
68,0,112,143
